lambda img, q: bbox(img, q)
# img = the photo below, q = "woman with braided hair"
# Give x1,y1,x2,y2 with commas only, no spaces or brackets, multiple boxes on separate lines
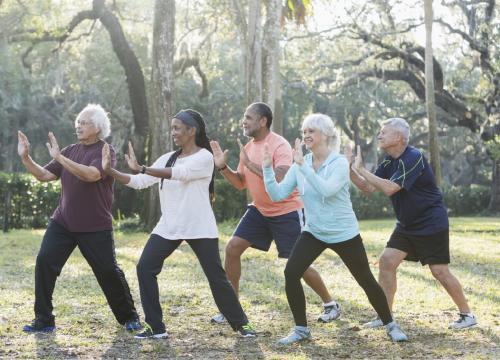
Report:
102,109,255,339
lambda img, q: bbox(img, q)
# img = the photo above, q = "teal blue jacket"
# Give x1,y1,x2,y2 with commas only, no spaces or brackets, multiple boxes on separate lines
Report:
263,151,359,243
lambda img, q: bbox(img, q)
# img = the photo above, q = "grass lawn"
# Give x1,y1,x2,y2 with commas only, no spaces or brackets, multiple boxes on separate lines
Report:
0,217,498,359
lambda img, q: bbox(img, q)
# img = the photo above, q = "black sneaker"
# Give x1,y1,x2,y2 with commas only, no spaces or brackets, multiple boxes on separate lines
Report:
237,323,256,337
134,326,168,339
124,318,143,332
23,318,56,333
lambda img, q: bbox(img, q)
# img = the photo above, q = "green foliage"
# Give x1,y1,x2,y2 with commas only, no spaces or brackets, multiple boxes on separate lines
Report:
0,170,492,231
0,172,60,229
113,212,147,233
351,184,491,219
442,184,491,216
212,178,247,222
485,134,500,160
350,188,394,219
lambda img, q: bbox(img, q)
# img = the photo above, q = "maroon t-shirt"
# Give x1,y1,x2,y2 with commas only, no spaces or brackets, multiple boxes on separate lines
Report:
44,140,116,232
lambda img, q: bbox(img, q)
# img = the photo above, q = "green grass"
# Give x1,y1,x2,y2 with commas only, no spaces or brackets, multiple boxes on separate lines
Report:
0,217,498,359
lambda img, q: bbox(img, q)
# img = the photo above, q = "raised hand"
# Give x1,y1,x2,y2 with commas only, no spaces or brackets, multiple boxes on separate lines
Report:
209,140,229,169
237,138,250,166
292,138,304,165
102,143,112,173
262,143,272,168
46,132,61,160
124,141,140,173
354,145,363,170
18,130,30,159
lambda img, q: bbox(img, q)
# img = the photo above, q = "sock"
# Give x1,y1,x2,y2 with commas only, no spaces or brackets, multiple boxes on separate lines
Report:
323,300,337,307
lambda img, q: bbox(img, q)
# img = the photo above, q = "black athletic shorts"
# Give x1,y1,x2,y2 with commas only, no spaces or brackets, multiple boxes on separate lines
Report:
386,228,450,265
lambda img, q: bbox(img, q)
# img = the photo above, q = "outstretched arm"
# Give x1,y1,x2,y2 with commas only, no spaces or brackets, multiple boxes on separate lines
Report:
262,143,298,201
47,132,101,182
210,140,246,190
102,142,160,189
353,145,400,196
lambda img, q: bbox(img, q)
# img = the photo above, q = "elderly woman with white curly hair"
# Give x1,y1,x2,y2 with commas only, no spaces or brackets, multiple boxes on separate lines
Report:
262,113,407,344
17,104,141,333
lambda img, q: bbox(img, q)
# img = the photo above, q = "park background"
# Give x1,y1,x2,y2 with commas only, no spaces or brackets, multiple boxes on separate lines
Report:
0,0,498,359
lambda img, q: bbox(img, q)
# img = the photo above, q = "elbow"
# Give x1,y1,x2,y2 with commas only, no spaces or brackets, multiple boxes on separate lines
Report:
361,189,373,196
82,174,102,182
363,186,376,195
382,187,398,197
35,175,50,183
234,182,246,191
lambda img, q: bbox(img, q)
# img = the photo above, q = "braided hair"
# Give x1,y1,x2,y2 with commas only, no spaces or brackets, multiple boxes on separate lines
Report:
161,109,215,202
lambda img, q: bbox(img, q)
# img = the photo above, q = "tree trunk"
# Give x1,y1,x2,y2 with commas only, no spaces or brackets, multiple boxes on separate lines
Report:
262,0,282,134
246,0,263,104
92,0,149,163
424,0,442,185
489,157,500,214
145,0,176,230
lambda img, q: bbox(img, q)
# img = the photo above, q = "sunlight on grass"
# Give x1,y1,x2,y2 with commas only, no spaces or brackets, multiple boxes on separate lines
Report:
0,217,498,359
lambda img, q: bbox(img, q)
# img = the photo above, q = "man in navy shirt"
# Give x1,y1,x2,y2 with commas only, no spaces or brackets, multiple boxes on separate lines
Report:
348,117,476,330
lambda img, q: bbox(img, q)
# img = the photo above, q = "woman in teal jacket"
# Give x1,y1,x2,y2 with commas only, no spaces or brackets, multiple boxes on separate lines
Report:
263,113,407,344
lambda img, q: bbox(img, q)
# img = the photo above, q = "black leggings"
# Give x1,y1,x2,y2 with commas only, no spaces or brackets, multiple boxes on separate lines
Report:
34,220,138,325
284,232,392,326
136,234,248,332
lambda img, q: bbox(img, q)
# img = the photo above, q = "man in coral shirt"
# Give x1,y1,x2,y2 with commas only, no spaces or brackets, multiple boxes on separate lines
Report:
210,102,339,324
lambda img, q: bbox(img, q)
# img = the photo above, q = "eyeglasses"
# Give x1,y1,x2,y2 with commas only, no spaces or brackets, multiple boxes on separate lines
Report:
76,119,94,127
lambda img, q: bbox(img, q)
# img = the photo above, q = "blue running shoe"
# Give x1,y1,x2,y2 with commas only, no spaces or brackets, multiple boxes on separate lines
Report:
125,318,143,332
23,318,55,333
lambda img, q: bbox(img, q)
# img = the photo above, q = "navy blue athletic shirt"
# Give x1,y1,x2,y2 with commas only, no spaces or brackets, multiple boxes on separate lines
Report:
375,146,448,235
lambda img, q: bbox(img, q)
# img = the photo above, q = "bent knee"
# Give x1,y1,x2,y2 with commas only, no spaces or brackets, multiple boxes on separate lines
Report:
379,254,400,271
136,260,154,277
284,263,304,281
225,237,249,258
430,265,450,280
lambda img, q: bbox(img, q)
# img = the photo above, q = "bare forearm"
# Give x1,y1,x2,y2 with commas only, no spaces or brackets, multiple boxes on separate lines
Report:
219,166,245,190
349,168,376,193
243,160,263,178
21,156,56,182
106,168,132,185
357,167,400,196
56,155,101,182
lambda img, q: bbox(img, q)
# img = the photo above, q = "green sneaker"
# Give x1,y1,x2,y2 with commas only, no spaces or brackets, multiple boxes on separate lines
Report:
237,323,256,337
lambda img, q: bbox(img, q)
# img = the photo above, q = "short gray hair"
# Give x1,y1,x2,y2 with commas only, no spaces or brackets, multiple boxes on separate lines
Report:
301,113,340,152
382,117,410,144
75,104,111,139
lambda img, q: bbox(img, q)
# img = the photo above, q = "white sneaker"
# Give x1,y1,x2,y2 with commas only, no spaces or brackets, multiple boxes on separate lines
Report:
210,313,226,324
317,302,341,323
386,321,408,342
277,326,311,345
449,313,477,330
363,317,384,328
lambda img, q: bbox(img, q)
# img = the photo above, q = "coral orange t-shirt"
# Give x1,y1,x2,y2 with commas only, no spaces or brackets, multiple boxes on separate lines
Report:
237,132,302,216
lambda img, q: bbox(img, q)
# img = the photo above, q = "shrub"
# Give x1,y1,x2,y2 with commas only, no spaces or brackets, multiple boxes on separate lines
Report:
0,171,491,229
350,188,394,219
0,172,60,230
212,178,247,222
442,184,491,216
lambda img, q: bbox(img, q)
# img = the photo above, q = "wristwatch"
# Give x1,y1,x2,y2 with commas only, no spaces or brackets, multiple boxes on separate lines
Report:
140,165,147,174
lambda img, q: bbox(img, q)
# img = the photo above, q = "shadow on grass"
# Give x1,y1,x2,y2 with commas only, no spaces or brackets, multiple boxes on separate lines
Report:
34,332,76,359
233,337,266,359
398,266,500,305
